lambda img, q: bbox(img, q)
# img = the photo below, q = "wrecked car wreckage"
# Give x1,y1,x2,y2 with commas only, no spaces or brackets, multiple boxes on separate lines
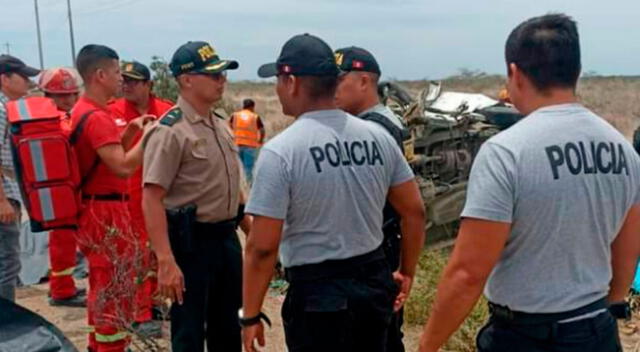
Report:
379,81,523,242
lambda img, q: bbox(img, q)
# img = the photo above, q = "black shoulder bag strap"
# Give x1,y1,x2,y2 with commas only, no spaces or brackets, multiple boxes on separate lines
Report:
69,109,100,187
360,111,409,151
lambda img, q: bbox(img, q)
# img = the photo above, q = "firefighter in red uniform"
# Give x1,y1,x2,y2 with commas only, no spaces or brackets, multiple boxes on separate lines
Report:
108,61,172,336
38,67,87,307
72,45,153,352
229,99,264,183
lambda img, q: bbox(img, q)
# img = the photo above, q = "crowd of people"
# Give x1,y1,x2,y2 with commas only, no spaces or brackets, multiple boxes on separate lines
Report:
0,12,639,352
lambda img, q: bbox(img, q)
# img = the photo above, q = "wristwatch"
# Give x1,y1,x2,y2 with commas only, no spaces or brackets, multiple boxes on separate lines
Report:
238,309,272,327
608,301,632,320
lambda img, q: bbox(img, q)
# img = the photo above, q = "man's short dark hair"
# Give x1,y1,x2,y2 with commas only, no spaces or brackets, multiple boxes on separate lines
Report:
505,13,581,91
300,75,338,100
243,99,255,109
76,44,119,82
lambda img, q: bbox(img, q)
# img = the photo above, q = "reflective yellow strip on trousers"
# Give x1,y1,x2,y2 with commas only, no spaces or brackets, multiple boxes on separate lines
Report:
51,266,75,277
95,331,129,343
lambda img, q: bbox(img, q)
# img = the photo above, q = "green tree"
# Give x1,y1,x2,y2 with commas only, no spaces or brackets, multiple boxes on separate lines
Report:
150,56,178,102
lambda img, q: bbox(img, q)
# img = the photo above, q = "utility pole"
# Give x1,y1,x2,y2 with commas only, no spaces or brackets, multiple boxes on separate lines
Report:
34,0,44,69
3,43,10,55
66,0,77,65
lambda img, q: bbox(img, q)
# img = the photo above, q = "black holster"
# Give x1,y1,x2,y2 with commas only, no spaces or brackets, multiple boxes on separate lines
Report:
382,203,402,270
166,204,197,254
235,204,245,229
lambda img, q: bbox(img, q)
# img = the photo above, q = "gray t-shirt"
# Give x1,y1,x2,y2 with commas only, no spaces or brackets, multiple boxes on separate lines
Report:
462,103,640,313
361,103,405,130
246,109,414,268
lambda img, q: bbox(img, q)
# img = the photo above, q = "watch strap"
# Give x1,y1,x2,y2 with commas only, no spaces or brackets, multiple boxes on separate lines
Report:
239,311,272,328
608,302,631,320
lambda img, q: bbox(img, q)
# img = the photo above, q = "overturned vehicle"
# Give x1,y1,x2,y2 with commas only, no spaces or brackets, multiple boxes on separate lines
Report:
379,81,523,242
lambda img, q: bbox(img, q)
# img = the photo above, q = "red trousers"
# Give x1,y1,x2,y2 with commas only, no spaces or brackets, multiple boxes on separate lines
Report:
77,200,141,352
129,189,157,323
48,228,79,299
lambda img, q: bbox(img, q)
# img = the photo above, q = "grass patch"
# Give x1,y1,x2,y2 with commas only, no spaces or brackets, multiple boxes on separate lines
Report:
405,249,489,352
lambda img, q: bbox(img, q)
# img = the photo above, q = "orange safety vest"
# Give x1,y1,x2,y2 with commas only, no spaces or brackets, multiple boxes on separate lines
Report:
232,109,261,148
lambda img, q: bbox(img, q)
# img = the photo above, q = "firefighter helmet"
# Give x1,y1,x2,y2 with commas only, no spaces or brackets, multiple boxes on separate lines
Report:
38,67,82,94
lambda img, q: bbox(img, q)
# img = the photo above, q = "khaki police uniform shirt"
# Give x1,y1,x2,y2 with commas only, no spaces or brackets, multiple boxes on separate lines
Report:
143,96,240,223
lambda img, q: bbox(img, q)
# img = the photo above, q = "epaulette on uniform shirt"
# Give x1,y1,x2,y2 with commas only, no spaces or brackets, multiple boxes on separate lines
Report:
213,108,229,120
143,107,181,148
159,107,183,126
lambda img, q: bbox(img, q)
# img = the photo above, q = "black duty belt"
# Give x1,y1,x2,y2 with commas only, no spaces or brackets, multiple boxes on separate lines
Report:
488,298,608,325
82,193,130,201
285,246,386,283
193,219,236,234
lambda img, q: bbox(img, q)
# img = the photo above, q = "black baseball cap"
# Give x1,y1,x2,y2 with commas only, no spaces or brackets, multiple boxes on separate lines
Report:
170,41,238,77
121,60,150,81
334,46,381,75
0,55,40,77
257,33,339,78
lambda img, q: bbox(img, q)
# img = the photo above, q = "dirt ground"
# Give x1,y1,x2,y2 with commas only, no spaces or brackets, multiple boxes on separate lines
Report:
12,78,640,351
15,283,640,352
16,282,423,352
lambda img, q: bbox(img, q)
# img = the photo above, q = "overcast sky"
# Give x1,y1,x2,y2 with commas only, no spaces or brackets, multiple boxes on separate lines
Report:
1,0,638,80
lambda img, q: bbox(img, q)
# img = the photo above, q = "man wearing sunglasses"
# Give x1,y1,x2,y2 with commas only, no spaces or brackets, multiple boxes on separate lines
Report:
108,60,173,337
142,41,243,352
0,55,39,302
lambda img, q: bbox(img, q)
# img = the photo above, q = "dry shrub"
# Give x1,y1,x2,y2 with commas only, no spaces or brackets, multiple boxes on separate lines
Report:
223,81,293,139
222,76,640,142
578,77,640,138
404,249,489,352
402,76,640,138
75,208,164,351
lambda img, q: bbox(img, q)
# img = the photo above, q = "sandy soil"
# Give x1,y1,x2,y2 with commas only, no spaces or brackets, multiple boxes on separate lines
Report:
16,283,640,352
16,282,424,352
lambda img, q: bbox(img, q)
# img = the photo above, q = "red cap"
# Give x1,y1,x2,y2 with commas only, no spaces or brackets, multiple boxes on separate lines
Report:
38,67,82,94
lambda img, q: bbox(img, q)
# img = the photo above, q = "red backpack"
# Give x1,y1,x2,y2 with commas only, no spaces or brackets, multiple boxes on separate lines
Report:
5,97,94,232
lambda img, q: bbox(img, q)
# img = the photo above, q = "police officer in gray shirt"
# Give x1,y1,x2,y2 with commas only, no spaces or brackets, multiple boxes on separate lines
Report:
335,46,407,144
419,14,640,352
334,46,410,352
241,34,426,352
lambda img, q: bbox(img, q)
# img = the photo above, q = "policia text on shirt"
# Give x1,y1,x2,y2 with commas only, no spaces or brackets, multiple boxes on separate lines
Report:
309,139,384,173
545,141,629,179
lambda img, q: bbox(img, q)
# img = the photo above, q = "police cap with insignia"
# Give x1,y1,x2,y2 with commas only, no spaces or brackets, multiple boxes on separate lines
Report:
334,46,381,75
170,41,239,77
257,33,339,78
121,60,151,81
